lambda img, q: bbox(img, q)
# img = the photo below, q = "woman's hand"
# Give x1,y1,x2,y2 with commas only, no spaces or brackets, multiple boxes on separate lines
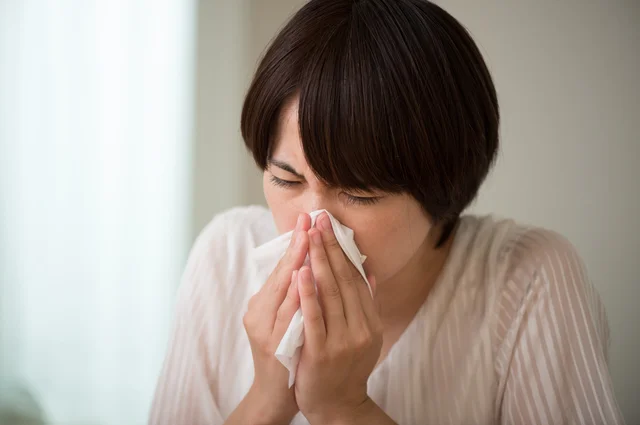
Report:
237,213,311,425
293,212,384,425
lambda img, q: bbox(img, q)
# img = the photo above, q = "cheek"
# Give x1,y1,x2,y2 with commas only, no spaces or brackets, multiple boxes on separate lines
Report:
353,213,430,281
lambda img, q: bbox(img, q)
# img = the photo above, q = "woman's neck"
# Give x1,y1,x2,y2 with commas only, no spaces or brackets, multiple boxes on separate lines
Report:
376,224,456,327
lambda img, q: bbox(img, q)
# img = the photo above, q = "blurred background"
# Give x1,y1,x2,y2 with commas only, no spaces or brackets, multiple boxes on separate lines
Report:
0,0,638,424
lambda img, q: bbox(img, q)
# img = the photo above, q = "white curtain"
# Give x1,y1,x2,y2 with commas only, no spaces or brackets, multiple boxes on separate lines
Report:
0,0,195,424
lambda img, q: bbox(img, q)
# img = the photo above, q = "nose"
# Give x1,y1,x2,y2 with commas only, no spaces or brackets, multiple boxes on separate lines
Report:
302,190,327,215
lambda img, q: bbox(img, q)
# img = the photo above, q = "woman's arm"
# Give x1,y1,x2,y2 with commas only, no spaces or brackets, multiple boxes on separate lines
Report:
497,230,624,425
223,387,294,425
150,211,309,425
148,286,224,424
148,221,226,425
150,288,287,425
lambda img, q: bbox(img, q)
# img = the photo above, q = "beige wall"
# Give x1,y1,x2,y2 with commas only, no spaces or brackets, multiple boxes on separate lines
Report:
192,0,254,234
192,0,306,234
194,1,639,421
438,1,639,421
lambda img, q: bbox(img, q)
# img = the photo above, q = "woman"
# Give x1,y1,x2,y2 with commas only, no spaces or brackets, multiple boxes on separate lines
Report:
150,1,623,424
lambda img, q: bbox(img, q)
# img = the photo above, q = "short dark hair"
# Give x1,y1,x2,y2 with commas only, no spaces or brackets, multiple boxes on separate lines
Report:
241,0,499,246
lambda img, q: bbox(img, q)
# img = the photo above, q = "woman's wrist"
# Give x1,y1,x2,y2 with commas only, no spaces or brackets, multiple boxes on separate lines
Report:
305,397,377,425
306,397,397,425
249,384,298,425
225,385,297,425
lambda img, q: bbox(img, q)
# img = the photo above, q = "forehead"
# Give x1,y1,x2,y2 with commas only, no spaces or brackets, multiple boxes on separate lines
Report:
271,99,304,161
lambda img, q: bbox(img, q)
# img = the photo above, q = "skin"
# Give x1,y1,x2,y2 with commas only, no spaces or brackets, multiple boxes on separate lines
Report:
226,98,454,425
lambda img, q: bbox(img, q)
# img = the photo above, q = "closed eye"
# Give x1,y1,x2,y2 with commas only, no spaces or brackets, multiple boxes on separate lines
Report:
270,175,381,206
270,175,301,188
342,193,380,206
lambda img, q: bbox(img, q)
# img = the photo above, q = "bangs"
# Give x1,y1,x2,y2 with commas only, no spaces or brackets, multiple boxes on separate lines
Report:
296,10,412,193
242,0,428,194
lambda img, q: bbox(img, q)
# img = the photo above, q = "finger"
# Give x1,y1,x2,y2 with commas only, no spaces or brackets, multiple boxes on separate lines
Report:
272,270,301,339
264,231,308,320
276,213,311,281
262,214,309,327
308,227,347,333
298,265,326,349
315,213,360,283
315,213,366,329
265,213,309,296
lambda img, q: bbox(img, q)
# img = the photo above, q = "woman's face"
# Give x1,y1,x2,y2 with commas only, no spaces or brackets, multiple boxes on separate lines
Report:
264,100,434,285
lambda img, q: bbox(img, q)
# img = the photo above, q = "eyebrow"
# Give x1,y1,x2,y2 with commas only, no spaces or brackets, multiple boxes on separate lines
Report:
268,159,305,179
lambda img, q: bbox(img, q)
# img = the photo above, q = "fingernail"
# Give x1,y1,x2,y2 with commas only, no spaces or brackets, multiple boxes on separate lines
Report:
310,229,322,246
320,215,333,234
298,267,314,293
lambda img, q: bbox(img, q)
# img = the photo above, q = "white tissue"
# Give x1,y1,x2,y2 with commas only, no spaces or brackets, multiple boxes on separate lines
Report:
250,209,371,387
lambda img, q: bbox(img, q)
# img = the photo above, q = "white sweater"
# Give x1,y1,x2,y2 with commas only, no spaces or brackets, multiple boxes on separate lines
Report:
149,205,623,425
